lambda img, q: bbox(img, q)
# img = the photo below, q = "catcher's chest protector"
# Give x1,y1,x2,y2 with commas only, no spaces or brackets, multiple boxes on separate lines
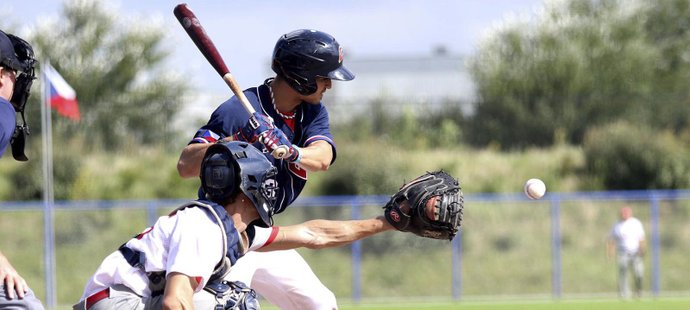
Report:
120,201,245,277
175,200,246,277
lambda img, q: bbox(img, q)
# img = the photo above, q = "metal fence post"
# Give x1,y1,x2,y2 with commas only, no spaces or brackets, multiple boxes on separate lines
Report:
147,201,158,227
351,199,362,303
550,195,562,298
43,200,56,309
650,194,661,296
452,230,462,300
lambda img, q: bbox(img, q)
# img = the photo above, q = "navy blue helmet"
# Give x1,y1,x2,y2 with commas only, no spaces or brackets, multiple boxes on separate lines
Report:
201,141,279,227
0,30,23,72
272,29,355,95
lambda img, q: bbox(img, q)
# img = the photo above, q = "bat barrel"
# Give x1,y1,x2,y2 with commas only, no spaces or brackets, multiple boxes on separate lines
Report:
174,3,229,77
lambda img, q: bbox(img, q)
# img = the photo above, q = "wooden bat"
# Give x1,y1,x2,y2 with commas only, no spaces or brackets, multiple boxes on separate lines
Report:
174,3,289,159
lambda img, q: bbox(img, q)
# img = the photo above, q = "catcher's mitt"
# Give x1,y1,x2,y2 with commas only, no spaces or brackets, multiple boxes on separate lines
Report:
383,171,463,240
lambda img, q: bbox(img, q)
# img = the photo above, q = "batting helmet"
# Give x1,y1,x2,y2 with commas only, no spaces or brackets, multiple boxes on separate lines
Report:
271,29,355,95
201,141,279,227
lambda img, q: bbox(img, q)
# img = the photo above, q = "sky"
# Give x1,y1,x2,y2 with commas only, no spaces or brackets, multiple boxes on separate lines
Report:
1,0,545,124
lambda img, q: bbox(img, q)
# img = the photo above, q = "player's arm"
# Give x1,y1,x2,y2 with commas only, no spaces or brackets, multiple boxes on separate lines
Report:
177,137,235,178
258,216,394,252
162,272,197,310
177,143,213,178
638,238,646,257
295,140,333,172
0,251,29,299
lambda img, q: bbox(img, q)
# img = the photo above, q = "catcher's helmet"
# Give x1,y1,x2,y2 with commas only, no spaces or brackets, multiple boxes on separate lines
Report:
271,29,355,95
201,141,279,227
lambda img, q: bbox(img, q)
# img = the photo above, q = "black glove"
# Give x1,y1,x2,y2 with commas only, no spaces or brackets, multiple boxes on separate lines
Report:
383,171,464,240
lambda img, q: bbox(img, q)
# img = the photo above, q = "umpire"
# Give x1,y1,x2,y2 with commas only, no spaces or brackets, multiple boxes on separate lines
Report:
0,28,43,309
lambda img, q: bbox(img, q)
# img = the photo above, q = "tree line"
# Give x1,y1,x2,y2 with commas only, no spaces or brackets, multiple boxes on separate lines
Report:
2,0,690,201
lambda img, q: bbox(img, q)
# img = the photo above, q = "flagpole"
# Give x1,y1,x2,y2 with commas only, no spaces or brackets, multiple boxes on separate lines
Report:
41,60,57,309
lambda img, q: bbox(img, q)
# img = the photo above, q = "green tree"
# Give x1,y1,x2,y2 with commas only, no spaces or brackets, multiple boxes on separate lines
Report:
583,121,690,190
467,0,690,149
642,0,690,133
26,0,188,152
0,0,190,200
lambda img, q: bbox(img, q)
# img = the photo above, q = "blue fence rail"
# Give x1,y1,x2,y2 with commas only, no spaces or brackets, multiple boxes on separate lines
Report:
2,189,690,308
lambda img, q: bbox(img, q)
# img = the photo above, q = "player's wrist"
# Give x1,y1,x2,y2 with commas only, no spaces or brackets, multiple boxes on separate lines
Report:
288,145,301,163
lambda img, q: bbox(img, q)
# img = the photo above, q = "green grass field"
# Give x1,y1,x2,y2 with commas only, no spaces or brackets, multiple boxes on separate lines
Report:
54,297,690,310
325,298,690,310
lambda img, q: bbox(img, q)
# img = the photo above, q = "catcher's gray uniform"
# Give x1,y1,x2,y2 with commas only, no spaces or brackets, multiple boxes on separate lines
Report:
72,283,252,310
0,288,45,310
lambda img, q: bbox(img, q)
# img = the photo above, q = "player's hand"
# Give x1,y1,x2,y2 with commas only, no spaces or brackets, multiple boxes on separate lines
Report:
258,128,301,162
0,253,29,299
233,113,274,143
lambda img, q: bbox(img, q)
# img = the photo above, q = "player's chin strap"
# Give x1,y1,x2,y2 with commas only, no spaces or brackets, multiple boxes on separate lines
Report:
10,110,29,161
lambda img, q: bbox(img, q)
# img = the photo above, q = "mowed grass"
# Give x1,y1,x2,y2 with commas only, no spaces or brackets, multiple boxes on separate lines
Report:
55,297,690,310
319,298,690,310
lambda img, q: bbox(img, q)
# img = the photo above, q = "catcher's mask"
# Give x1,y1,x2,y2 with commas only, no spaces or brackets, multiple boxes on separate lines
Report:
271,29,355,96
0,30,36,161
201,141,279,227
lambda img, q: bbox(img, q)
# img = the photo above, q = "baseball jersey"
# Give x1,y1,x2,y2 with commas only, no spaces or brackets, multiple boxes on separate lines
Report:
610,217,645,254
190,81,337,213
79,202,280,301
0,97,16,157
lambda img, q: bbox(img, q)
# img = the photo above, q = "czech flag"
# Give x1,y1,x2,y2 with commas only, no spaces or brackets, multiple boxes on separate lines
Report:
44,63,80,121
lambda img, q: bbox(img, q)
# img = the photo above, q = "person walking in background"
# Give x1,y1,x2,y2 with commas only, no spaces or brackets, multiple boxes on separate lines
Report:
606,206,646,299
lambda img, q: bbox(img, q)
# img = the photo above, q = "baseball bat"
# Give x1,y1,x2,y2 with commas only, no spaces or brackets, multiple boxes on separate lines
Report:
173,3,289,159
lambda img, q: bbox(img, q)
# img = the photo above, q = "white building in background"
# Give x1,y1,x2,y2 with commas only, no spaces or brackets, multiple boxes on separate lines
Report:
324,47,476,121
174,48,476,132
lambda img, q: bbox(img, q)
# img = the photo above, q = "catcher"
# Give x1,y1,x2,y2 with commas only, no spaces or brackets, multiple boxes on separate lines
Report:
74,141,463,309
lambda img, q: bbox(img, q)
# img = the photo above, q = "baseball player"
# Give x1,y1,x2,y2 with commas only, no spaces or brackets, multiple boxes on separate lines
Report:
606,206,646,298
0,29,43,310
74,141,398,310
177,29,354,309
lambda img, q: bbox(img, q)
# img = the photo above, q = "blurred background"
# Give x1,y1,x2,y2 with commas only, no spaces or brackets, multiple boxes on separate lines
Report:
2,0,690,309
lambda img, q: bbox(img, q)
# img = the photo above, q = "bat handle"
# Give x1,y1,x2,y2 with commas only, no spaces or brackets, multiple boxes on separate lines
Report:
249,113,290,159
271,146,289,159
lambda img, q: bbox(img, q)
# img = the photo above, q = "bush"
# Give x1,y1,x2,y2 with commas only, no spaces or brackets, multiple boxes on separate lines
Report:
582,121,690,189
313,140,412,196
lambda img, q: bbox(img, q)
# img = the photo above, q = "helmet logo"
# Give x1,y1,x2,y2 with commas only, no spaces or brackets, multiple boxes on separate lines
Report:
263,178,278,200
338,46,344,64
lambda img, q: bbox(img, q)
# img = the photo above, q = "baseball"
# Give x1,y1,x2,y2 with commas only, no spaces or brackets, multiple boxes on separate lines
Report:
524,178,546,199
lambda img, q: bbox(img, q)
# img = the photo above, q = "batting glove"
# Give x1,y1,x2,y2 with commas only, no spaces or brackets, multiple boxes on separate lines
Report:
233,113,274,143
258,128,301,162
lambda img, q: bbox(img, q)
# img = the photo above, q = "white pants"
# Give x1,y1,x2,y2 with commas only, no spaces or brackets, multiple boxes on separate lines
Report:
227,250,337,310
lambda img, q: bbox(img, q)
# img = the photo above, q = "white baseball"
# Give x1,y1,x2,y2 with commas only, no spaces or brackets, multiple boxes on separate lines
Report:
524,178,546,199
